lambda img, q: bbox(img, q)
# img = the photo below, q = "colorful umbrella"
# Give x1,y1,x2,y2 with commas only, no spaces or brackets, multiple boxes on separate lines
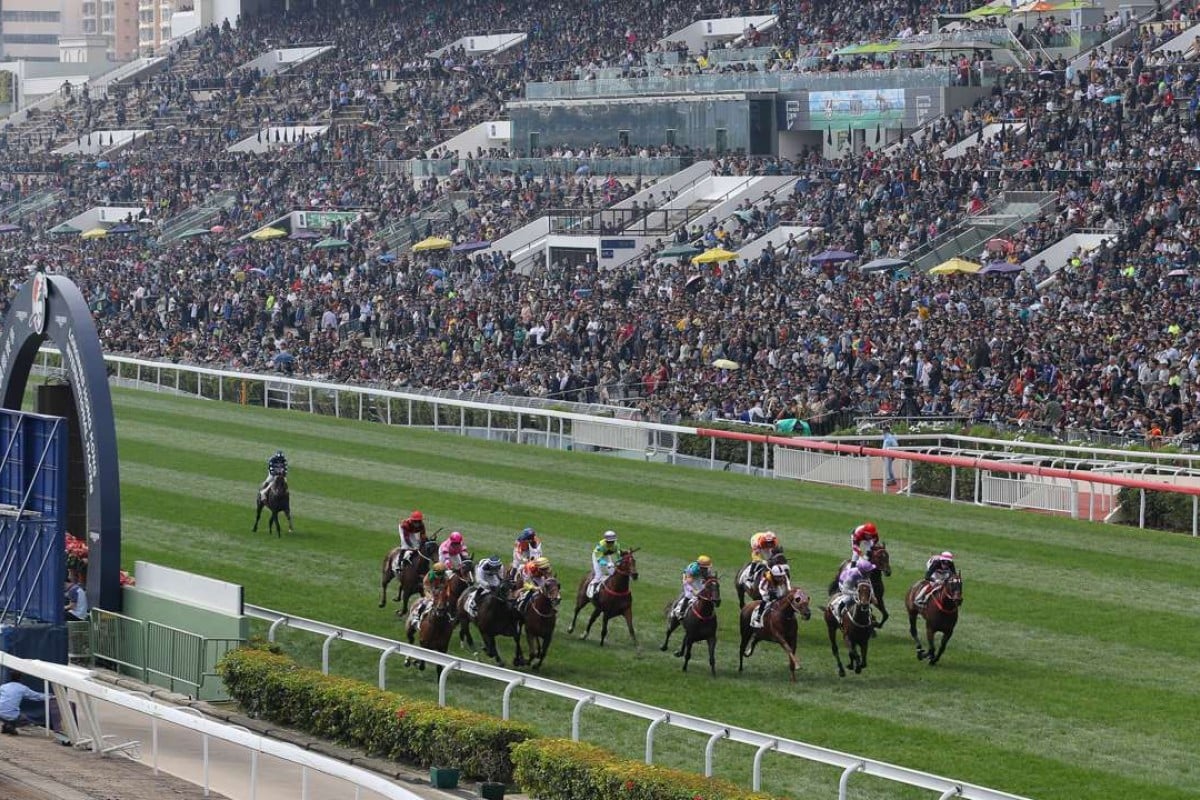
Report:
108,224,138,234
47,223,81,236
810,249,857,263
712,358,740,370
986,238,1013,253
412,236,453,252
930,257,982,274
692,247,740,264
179,227,212,238
80,228,108,240
1168,268,1190,277
860,257,908,272
981,261,1024,274
314,238,351,250
250,227,287,241
289,230,323,240
450,240,491,253
658,243,703,258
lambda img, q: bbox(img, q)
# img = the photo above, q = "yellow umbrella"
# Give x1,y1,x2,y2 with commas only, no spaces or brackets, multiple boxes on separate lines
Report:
250,226,287,241
930,257,982,275
712,358,740,370
80,227,108,239
412,236,453,252
692,247,739,264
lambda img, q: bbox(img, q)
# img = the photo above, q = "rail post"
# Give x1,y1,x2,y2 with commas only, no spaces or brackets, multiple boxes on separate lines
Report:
571,695,594,741
267,616,288,642
1193,495,1198,537
704,728,728,777
321,631,341,674
438,661,459,706
377,645,400,689
751,740,777,791
838,762,864,800
949,465,956,502
937,788,963,800
501,677,524,720
1139,488,1146,528
645,714,668,764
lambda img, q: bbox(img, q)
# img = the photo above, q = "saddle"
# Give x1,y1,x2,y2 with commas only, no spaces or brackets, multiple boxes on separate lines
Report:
740,562,765,588
586,581,600,600
464,586,487,618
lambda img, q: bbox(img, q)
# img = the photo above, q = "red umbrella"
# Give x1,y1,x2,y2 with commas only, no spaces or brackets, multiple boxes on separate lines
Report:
986,238,1013,253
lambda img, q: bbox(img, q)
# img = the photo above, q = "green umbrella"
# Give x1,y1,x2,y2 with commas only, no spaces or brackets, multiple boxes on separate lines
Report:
48,223,81,236
314,237,351,250
178,227,212,238
657,243,701,258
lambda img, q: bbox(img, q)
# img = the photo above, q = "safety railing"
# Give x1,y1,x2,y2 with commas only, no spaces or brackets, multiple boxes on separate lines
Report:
90,608,147,680
33,349,1200,533
248,603,1029,800
0,651,421,800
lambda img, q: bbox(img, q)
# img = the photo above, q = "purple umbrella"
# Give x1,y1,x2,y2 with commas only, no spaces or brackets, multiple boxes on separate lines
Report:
1168,268,1190,277
450,240,491,253
108,224,138,234
809,249,857,263
980,260,1025,274
0,223,21,234
289,230,323,240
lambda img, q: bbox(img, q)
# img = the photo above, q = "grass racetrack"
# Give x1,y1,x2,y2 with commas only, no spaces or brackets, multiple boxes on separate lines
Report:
108,387,1200,800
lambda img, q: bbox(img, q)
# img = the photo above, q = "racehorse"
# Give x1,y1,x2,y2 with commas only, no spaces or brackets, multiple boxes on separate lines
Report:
660,575,721,676
457,577,525,667
824,580,875,677
827,543,891,628
445,557,475,607
735,553,787,607
737,588,811,683
379,539,439,612
568,549,639,647
252,472,292,536
404,584,455,672
905,575,963,666
520,577,560,670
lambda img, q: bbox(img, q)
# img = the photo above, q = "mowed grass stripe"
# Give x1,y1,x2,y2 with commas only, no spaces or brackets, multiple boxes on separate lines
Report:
110,390,1200,799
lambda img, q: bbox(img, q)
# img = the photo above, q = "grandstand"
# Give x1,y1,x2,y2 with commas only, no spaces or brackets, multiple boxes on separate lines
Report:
1,0,1199,452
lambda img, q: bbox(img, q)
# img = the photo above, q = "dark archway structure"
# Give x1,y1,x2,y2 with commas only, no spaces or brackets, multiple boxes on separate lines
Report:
0,273,122,611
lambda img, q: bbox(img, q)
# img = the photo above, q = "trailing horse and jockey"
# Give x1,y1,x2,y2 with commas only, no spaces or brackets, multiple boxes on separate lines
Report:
912,552,958,610
829,558,878,623
253,450,292,535
396,510,428,570
439,531,470,574
511,527,543,574
463,556,505,619
588,530,621,598
736,531,784,607
516,556,554,613
260,450,288,502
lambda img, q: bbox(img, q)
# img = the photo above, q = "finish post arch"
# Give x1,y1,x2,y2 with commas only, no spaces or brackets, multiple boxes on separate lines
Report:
0,274,122,611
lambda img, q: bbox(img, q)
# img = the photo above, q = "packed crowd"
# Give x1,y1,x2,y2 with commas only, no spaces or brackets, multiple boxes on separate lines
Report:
4,0,1200,447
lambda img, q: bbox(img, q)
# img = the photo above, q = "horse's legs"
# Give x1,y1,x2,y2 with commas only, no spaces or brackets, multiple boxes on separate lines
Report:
379,569,393,609
908,608,926,660
283,508,294,534
568,595,587,634
773,634,798,683
680,634,692,672
536,627,553,670
856,635,868,673
929,622,953,666
739,627,751,672
482,631,502,665
706,635,717,677
827,622,846,678
876,596,889,628
581,606,602,641
736,583,745,609
599,613,611,647
621,606,639,649
660,615,679,652
252,501,264,532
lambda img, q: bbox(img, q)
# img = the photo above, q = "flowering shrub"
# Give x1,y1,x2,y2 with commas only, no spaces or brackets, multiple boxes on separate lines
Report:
64,532,135,585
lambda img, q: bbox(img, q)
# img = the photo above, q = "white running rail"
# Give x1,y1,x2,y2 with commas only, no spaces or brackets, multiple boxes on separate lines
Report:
248,603,1030,800
0,650,422,800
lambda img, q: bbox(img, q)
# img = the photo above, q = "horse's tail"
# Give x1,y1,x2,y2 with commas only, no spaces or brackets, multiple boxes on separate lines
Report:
826,578,839,596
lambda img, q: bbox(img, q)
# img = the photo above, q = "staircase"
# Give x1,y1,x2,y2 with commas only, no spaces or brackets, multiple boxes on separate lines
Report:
0,188,66,223
375,196,456,252
907,191,1057,271
157,189,239,242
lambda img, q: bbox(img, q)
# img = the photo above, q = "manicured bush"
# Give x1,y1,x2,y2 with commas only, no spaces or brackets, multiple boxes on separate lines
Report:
1116,487,1197,533
218,648,534,782
511,738,783,800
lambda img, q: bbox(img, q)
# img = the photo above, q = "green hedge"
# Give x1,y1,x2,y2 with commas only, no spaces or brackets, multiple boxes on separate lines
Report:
1115,487,1197,533
217,648,534,782
511,739,783,800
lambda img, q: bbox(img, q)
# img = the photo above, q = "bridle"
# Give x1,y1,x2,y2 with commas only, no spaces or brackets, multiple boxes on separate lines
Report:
932,577,963,615
689,576,720,621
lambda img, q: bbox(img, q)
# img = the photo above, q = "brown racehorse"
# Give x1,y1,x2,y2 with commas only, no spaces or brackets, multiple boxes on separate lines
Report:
905,575,963,666
569,549,639,647
825,580,875,677
735,553,787,607
520,577,560,670
252,473,292,537
660,575,721,676
379,539,439,611
828,543,891,628
445,557,475,607
404,584,455,672
456,576,525,667
737,588,811,683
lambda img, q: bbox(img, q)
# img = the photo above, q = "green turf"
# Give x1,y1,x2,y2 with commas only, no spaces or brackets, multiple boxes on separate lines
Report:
103,388,1200,800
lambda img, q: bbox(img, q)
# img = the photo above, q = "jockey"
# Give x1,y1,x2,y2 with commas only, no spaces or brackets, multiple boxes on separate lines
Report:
465,555,505,618
751,562,790,628
511,527,543,573
397,510,427,567
837,557,876,607
850,522,879,563
412,562,449,621
750,531,780,563
670,555,713,620
259,450,288,501
913,552,957,608
439,531,469,572
589,530,620,592
517,556,553,611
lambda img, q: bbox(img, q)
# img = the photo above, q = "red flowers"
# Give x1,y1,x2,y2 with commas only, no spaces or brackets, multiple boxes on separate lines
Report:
65,532,136,585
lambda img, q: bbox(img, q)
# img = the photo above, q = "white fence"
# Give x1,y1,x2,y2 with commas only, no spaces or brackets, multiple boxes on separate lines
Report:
33,350,1200,532
980,474,1075,516
248,603,1029,800
0,651,421,800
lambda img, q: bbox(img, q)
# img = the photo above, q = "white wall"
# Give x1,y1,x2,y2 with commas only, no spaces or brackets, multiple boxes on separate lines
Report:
171,10,201,40
430,33,526,58
426,120,511,158
659,15,777,51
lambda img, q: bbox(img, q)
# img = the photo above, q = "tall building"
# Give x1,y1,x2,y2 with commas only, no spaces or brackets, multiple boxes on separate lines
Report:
78,0,140,60
0,0,75,62
137,0,177,56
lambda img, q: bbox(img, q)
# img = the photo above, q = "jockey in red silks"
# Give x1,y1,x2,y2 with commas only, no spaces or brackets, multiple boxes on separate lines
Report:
850,522,879,563
438,531,469,572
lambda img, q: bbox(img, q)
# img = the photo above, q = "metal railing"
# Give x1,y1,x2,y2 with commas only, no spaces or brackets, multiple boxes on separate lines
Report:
0,651,422,800
378,156,689,178
90,608,147,680
249,603,1028,800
